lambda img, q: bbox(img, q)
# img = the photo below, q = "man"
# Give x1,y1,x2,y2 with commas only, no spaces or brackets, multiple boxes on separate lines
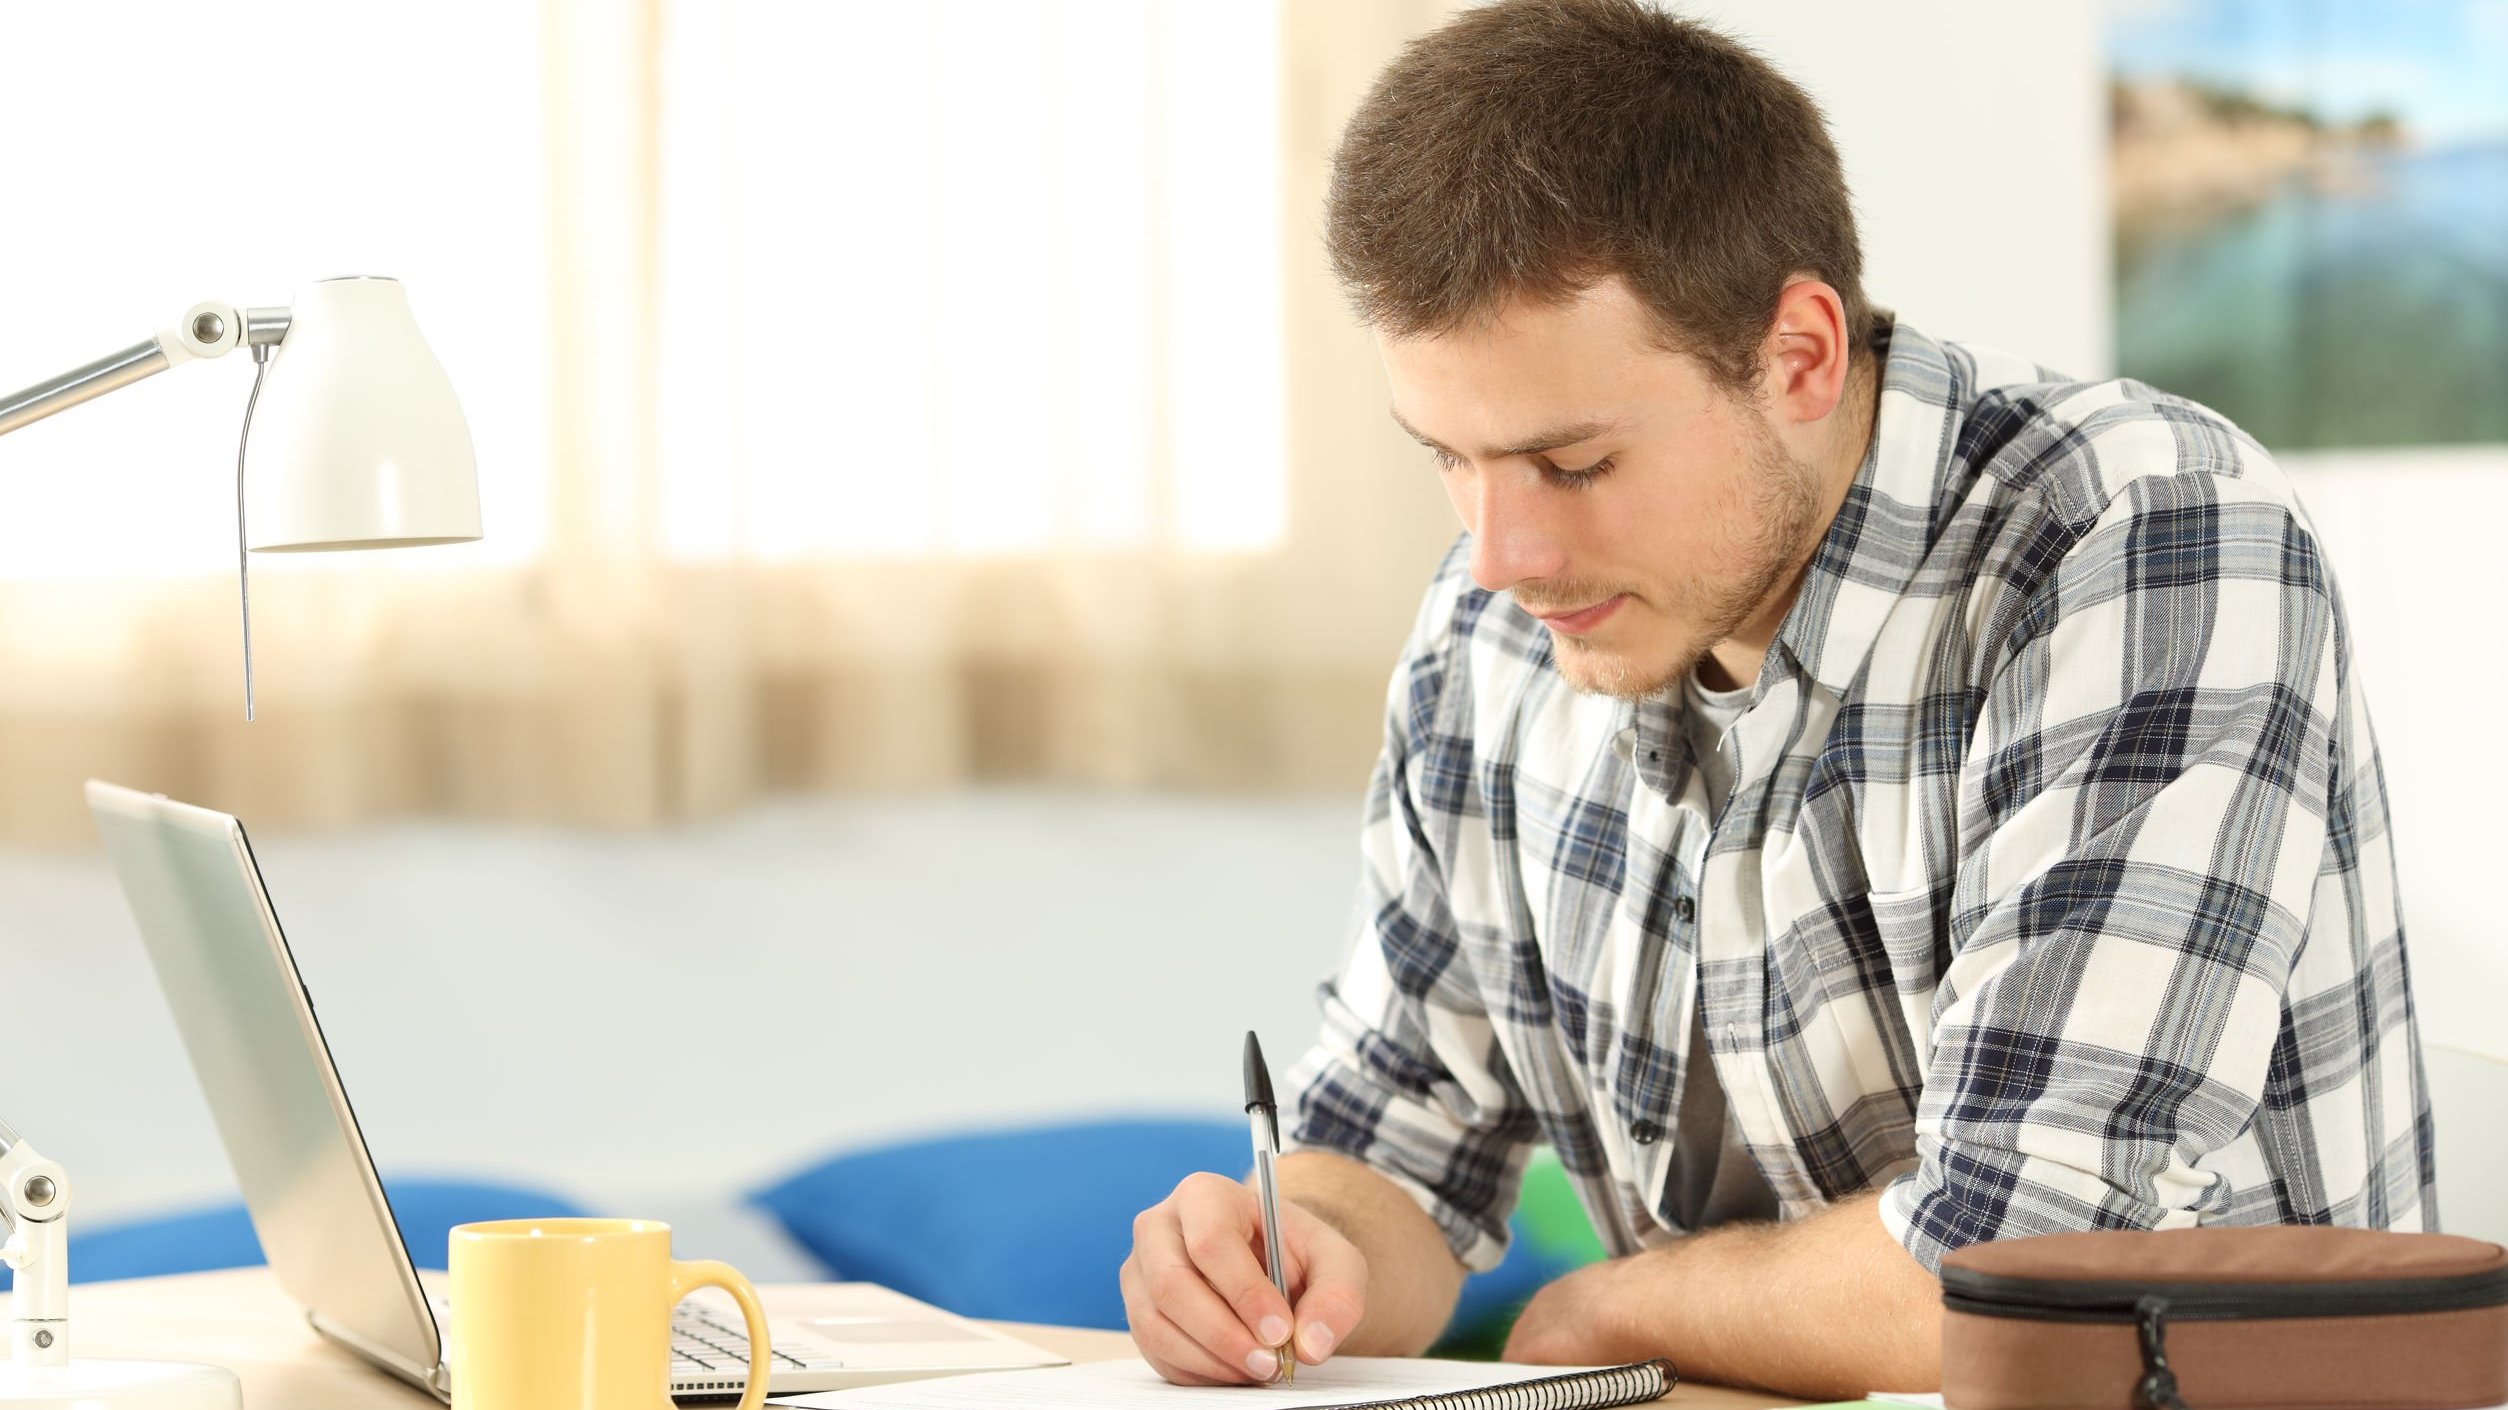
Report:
1120,0,2433,1398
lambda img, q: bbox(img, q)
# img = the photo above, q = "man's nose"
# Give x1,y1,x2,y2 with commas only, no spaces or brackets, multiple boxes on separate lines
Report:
1461,468,1568,592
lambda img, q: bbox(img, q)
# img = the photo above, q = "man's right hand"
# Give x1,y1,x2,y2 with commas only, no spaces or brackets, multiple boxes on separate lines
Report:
1120,1171,1370,1386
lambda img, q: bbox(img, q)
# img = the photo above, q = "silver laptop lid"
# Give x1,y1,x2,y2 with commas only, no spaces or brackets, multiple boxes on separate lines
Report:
85,781,443,1388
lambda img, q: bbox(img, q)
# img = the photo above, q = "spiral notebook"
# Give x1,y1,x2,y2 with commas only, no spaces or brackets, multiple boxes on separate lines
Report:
765,1354,1676,1410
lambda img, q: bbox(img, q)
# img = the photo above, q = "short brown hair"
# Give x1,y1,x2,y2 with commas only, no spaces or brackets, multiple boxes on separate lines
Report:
1326,0,1872,395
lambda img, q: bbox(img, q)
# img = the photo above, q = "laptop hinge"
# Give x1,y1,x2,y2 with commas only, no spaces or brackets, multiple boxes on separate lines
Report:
307,1308,452,1404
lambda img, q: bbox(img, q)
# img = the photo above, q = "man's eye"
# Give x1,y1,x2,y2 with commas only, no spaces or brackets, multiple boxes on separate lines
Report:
1429,448,1463,471
1546,456,1614,487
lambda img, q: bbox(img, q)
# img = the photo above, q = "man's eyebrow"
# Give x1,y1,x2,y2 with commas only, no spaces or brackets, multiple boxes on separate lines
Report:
1388,406,1621,460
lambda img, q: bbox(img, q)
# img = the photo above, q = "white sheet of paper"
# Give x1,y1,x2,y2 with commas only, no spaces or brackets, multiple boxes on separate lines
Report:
766,1355,1620,1409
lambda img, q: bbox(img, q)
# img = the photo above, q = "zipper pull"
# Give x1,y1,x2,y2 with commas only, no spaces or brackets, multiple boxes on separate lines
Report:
2134,1294,2190,1410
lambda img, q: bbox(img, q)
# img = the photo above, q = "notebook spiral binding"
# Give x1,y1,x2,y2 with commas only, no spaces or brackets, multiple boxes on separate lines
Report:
1329,1358,1677,1410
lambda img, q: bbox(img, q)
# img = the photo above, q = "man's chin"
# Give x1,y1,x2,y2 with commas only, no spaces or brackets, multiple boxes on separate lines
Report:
1549,633,1687,702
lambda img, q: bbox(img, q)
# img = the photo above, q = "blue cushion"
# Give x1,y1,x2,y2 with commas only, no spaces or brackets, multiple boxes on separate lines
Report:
0,1176,586,1288
62,1204,265,1283
377,1178,593,1271
748,1117,1576,1336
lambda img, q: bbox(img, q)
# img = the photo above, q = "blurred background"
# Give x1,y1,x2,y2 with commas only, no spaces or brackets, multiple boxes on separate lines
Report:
0,0,2500,1328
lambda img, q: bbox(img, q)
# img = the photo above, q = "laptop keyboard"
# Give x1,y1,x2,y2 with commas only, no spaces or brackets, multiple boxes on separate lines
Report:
672,1305,848,1381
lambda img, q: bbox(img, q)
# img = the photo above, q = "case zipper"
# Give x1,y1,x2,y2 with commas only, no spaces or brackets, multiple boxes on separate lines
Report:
1940,1263,2508,1323
1942,1264,2508,1410
2135,1295,2189,1410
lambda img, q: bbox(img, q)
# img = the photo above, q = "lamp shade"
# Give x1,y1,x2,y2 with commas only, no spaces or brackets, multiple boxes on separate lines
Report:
242,276,481,552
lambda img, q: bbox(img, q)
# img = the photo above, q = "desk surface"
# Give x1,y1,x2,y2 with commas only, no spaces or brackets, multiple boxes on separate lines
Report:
3,1268,1802,1408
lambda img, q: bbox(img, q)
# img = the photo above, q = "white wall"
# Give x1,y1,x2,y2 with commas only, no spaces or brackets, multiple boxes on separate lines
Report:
2270,452,2508,1060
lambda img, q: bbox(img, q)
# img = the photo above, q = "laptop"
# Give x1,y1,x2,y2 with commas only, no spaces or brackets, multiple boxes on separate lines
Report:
85,780,1069,1401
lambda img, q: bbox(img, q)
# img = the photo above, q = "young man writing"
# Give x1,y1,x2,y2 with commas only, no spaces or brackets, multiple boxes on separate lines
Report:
1121,0,2433,1397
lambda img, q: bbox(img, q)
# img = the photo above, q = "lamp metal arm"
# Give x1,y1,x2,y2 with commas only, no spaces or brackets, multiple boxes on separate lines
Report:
0,297,298,724
0,301,291,439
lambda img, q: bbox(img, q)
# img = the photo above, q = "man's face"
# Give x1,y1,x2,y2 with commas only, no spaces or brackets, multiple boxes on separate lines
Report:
1380,277,1823,700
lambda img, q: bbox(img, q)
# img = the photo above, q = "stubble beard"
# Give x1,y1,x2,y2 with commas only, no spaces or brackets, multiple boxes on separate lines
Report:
1546,425,1825,703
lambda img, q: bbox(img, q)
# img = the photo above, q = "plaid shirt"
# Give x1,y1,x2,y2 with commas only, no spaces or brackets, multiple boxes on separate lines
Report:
1283,316,2435,1275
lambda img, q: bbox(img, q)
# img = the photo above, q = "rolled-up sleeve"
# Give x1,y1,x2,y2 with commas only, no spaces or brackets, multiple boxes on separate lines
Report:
1881,471,2340,1270
1281,555,1539,1273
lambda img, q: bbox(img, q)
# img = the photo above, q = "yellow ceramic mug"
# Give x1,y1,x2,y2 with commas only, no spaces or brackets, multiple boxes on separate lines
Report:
448,1218,770,1410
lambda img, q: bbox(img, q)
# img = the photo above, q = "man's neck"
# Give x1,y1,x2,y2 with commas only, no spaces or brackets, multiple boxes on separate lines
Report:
1700,352,1885,692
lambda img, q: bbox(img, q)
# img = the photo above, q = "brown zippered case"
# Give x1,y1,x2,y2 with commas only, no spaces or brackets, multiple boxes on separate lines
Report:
1938,1226,2508,1410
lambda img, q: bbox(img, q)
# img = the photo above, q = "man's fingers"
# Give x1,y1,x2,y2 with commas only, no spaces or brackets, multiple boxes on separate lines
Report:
1119,1173,1369,1385
1130,1189,1281,1382
1121,1253,1256,1386
1283,1202,1369,1365
1175,1176,1296,1348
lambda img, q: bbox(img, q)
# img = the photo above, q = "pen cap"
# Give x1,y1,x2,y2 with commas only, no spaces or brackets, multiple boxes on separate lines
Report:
1243,1031,1278,1112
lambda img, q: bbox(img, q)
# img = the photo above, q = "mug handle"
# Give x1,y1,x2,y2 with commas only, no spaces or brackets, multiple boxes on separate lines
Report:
669,1258,773,1410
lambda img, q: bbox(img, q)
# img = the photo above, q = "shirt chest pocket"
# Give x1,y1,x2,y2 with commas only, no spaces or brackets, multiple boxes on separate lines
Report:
1774,784,1954,1052
1866,879,1955,999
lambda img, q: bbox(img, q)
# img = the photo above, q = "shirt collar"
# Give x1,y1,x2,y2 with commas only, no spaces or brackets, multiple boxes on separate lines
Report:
1767,314,1964,699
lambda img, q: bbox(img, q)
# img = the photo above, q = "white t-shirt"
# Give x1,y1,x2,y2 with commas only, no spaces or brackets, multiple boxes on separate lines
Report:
1683,668,1752,822
1665,666,1781,1230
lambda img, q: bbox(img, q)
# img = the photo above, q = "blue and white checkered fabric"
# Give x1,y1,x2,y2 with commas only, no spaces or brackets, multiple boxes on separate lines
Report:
1283,317,2434,1275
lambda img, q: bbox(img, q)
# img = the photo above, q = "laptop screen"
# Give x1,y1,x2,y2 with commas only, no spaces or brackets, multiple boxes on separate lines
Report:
87,782,442,1384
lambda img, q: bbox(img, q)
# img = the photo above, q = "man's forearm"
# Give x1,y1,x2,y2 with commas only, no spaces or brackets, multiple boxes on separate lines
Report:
1643,1192,1938,1395
1511,1191,1941,1398
1275,1150,1467,1356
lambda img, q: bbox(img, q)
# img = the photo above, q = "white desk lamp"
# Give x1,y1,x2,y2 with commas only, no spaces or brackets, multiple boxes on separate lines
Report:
0,276,480,1408
0,275,482,717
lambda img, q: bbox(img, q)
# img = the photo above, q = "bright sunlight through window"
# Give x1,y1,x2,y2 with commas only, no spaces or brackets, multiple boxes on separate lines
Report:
657,2,1288,562
0,2,549,582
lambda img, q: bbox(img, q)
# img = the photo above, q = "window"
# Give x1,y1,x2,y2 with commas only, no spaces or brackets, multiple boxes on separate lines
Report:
0,2,549,581
656,1,1286,562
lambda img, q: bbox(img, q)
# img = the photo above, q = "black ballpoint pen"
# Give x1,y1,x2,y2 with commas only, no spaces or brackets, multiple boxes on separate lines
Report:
1242,1031,1293,1384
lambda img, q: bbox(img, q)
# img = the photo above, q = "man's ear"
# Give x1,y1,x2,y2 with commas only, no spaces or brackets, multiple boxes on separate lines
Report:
1759,278,1854,425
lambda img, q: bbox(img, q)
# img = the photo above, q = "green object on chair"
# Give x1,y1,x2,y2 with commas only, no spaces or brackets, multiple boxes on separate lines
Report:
1515,1147,1609,1266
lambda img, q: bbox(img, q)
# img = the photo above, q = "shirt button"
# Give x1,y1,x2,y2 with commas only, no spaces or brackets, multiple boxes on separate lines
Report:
1630,1120,1662,1145
1722,1022,1738,1047
1673,895,1695,924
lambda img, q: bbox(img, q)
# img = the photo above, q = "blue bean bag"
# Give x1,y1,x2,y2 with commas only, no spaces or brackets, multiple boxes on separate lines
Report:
747,1117,1588,1344
0,1176,587,1288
